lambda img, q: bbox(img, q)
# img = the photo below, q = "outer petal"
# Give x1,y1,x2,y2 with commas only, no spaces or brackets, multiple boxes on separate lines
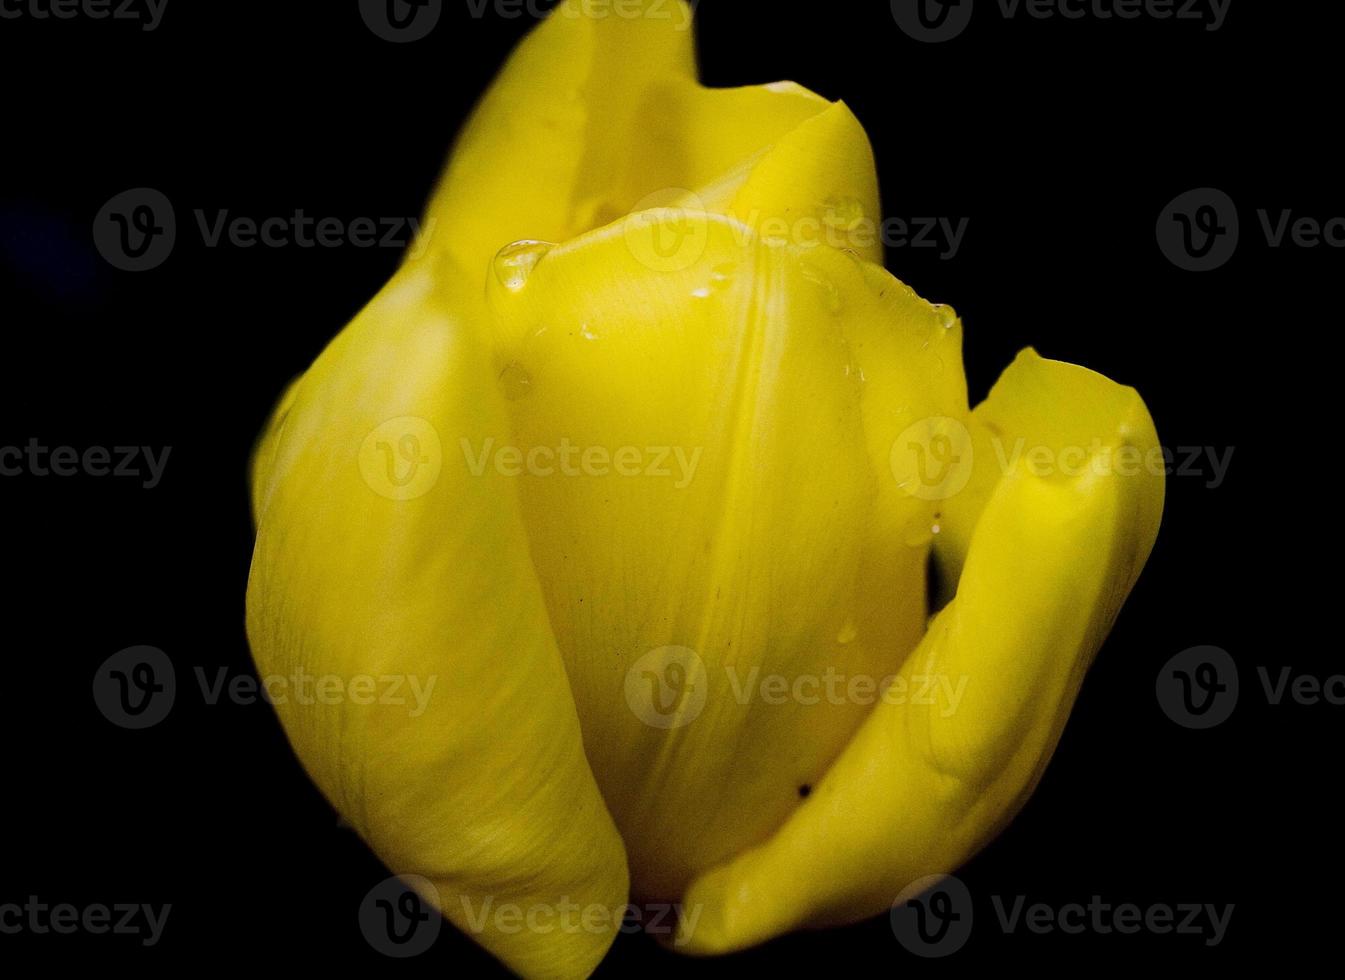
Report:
482,215,965,900
675,351,1164,953
420,0,881,274
246,259,628,979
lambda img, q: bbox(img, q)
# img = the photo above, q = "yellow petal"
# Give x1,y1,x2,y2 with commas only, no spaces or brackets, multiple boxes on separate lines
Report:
934,349,1163,598
421,0,879,276
246,259,628,979
676,350,1163,953
482,214,964,901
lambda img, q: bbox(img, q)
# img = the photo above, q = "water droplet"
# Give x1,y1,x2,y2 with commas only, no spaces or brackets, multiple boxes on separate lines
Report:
836,620,858,645
498,361,533,401
580,322,600,340
691,263,737,299
931,303,958,330
493,240,554,292
822,197,866,233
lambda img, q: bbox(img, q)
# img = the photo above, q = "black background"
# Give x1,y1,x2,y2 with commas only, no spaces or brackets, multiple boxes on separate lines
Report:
0,0,1332,973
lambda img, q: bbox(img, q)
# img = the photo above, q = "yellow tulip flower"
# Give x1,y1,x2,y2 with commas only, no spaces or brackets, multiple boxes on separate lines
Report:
246,1,1164,975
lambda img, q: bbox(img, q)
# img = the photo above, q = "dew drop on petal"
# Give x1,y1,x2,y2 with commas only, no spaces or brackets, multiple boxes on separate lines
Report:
711,263,737,289
493,240,555,292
